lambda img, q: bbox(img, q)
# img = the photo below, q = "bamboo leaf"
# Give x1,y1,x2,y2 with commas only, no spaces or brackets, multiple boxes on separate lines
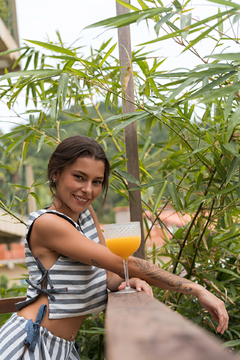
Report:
226,105,240,141
12,49,29,70
0,47,27,57
112,113,148,136
226,156,238,184
23,51,33,71
85,7,172,29
180,12,191,40
7,130,34,154
18,141,29,171
50,99,57,124
152,180,168,216
182,17,226,54
140,9,231,46
110,160,128,170
9,184,30,189
130,180,165,191
0,69,61,82
222,339,240,348
191,145,211,155
224,92,234,121
196,270,224,289
185,72,236,102
207,0,240,10
105,112,138,123
213,184,237,195
100,43,117,67
61,73,69,107
137,0,148,9
34,51,39,69
116,169,140,186
204,81,240,102
217,268,240,279
208,53,240,61
220,142,233,157
139,136,151,161
116,0,140,11
24,39,76,56
0,164,15,170
31,83,37,107
29,192,41,205
218,8,223,36
57,73,65,106
163,78,195,104
168,182,180,211
173,0,182,11
37,135,46,153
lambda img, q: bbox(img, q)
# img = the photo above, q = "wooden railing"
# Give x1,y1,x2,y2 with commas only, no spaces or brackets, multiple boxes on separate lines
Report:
105,291,236,360
0,293,236,360
0,296,26,314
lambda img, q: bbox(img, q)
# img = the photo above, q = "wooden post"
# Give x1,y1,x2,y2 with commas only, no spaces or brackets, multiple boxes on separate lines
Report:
116,0,145,259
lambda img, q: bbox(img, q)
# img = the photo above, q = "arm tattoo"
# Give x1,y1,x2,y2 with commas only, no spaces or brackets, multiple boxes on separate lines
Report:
133,258,193,293
91,259,101,267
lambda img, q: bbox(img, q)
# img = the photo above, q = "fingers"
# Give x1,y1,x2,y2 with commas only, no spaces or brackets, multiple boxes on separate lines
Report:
197,289,229,334
118,278,154,297
215,307,229,334
129,278,153,297
204,301,229,334
118,282,126,290
213,301,229,334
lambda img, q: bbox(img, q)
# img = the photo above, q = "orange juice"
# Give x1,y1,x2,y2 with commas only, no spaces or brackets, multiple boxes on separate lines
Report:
106,236,141,260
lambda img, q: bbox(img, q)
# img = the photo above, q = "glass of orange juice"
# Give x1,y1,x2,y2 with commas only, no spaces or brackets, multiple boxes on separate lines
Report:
104,222,141,294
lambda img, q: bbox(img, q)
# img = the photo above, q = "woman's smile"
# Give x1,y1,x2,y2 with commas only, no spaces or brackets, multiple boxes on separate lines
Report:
73,195,89,204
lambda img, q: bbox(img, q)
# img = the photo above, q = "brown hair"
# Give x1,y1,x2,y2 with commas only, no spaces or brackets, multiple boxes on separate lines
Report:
47,135,110,201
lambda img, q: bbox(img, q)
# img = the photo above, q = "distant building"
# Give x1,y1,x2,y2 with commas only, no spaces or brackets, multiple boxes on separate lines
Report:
0,0,20,74
113,205,191,248
0,164,36,285
0,208,28,286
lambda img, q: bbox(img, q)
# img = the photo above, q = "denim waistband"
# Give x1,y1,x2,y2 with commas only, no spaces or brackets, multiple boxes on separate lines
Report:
12,306,80,354
23,304,47,352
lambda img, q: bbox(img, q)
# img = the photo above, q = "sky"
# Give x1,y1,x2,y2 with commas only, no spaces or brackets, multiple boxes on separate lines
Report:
0,0,239,133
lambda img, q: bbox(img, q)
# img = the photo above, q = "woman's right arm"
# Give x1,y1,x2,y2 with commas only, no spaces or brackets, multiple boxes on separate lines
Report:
30,213,125,275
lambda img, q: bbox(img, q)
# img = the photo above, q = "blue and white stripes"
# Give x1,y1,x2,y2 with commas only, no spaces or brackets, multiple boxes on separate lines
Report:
16,208,108,319
0,313,80,360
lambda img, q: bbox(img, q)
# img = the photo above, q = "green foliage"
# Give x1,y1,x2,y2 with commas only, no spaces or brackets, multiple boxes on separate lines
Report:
0,273,28,326
0,274,8,289
0,0,240,355
76,312,105,360
0,0,11,26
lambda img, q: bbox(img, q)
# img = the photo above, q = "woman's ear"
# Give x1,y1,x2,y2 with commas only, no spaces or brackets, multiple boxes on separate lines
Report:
53,172,59,182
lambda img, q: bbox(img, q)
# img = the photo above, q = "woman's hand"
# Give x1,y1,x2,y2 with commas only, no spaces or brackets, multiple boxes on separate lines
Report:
196,287,229,334
118,278,153,297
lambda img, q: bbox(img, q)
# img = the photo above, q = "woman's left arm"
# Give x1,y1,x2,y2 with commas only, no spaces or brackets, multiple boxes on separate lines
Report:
89,206,228,333
128,257,228,334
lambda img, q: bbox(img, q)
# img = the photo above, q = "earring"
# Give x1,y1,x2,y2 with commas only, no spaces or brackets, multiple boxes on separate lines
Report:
51,178,56,184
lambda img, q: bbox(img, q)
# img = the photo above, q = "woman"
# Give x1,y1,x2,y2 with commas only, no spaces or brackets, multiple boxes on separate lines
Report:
0,135,228,360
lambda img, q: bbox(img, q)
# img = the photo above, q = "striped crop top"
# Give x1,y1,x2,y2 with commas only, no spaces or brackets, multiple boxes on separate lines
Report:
15,208,108,319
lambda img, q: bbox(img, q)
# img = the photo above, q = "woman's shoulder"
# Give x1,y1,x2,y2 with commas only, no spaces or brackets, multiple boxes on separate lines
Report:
30,209,78,235
30,208,77,225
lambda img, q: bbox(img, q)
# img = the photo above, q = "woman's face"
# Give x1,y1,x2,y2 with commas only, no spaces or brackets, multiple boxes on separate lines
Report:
53,156,105,222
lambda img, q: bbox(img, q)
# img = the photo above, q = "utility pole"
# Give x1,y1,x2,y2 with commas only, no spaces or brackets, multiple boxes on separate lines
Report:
116,0,145,259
